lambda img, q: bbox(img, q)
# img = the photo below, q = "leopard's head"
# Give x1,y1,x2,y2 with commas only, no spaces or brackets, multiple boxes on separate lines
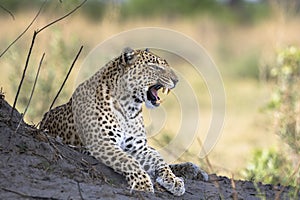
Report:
119,47,178,109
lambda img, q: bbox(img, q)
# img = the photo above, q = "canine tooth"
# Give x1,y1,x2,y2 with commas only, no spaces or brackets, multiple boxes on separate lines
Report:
162,87,169,95
166,88,170,95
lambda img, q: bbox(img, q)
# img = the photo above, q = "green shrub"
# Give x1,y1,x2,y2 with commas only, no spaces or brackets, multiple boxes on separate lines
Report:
241,148,291,185
270,46,300,154
242,46,300,190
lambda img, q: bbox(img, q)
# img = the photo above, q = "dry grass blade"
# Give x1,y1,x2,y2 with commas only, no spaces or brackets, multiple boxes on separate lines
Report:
37,0,88,34
15,53,45,132
0,0,46,58
39,45,83,129
23,53,45,118
275,159,300,200
230,174,238,200
0,4,15,20
9,0,87,123
10,31,38,121
49,45,83,111
196,137,214,173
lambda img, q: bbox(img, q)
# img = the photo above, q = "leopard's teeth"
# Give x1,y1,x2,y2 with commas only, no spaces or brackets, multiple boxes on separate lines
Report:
156,99,163,104
162,87,170,95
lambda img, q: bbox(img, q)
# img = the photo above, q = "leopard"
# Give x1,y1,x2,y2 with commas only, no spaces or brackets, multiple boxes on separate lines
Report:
40,47,208,196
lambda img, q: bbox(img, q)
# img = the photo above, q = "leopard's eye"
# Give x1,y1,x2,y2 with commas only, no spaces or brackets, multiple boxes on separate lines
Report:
148,63,166,72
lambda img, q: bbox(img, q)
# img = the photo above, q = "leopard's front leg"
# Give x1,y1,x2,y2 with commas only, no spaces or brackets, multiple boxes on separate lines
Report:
124,136,185,196
87,140,154,193
73,99,154,193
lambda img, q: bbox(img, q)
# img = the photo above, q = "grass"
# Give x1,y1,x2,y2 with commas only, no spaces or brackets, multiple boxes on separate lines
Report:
1,7,300,179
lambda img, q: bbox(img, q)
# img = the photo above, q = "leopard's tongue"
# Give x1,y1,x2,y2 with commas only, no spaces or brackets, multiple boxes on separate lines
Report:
150,87,160,101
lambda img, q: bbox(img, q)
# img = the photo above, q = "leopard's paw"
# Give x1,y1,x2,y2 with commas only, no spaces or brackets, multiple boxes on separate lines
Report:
156,166,185,196
170,162,209,181
126,170,154,193
156,175,185,196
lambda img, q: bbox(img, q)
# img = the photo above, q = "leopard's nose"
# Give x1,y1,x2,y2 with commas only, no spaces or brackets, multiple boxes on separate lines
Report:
172,77,179,85
171,72,179,86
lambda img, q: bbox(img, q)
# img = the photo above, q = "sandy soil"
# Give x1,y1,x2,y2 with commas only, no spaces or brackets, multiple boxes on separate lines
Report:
0,96,298,200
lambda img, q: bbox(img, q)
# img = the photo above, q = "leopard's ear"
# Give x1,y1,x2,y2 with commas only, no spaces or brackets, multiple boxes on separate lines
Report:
120,47,137,66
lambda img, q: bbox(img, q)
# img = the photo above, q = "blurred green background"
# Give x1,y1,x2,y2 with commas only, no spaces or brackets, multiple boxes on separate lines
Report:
1,0,300,188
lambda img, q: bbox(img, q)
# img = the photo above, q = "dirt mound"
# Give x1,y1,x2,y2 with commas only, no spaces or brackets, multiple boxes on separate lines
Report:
0,97,297,200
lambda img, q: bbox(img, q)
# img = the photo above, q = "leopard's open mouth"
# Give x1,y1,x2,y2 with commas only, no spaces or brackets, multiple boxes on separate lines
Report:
147,84,170,107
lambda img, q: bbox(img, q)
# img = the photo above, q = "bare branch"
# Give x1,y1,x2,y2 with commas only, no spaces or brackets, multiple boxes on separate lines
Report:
23,53,45,117
10,0,87,122
0,4,15,20
24,53,45,117
37,0,87,34
49,45,83,110
10,31,38,121
0,1,47,58
15,53,45,132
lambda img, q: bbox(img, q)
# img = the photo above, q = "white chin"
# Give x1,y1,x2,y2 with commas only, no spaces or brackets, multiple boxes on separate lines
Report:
145,100,156,109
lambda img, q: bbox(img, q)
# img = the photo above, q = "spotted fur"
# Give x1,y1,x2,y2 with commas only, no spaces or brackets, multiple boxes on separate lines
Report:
41,48,192,196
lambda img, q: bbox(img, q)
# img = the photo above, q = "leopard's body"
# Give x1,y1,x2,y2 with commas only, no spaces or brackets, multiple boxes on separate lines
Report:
41,48,207,196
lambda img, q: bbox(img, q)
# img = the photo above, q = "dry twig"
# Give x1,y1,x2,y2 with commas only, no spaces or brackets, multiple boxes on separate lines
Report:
196,137,214,173
23,53,45,118
10,31,38,122
9,0,87,122
15,53,45,132
37,0,87,34
230,174,238,200
49,46,83,110
0,4,15,20
0,1,46,58
38,45,83,129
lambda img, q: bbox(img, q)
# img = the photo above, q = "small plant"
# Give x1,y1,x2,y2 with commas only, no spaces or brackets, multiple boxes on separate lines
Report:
243,46,300,190
269,46,300,154
241,148,291,185
242,148,300,198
